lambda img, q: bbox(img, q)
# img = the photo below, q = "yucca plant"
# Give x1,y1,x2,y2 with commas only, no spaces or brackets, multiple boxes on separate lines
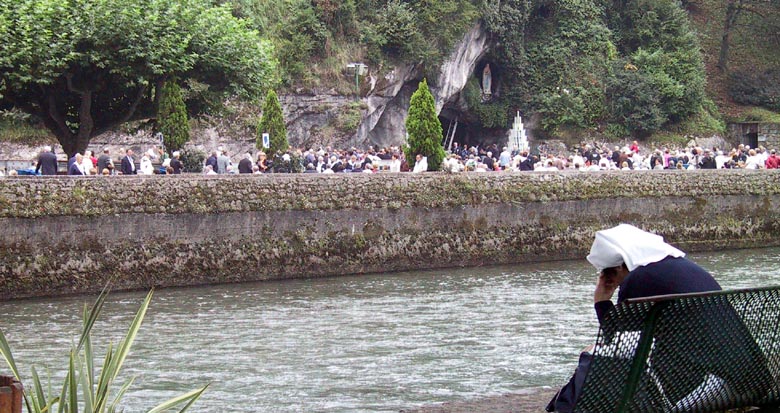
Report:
0,288,208,413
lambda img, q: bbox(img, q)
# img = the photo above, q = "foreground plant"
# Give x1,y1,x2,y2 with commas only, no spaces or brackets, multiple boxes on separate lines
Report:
0,288,208,412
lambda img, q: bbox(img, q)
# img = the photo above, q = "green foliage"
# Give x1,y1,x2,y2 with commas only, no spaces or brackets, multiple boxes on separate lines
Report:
358,0,479,72
738,107,780,123
0,288,208,413
484,0,706,137
607,62,665,136
729,69,780,111
333,101,364,134
606,0,706,127
313,0,358,38
157,80,190,152
257,89,288,157
371,0,422,60
274,1,328,85
0,0,277,155
180,147,206,173
462,78,509,129
404,79,445,171
486,0,613,133
0,109,54,145
675,99,726,135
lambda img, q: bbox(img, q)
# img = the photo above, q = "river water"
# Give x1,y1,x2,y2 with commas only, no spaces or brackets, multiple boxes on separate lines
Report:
2,248,780,412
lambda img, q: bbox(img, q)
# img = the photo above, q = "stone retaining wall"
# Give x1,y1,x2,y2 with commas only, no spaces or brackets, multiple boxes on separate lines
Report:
2,170,779,299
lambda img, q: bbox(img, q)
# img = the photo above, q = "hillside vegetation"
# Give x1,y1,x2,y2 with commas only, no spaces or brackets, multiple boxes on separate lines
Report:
1,0,779,148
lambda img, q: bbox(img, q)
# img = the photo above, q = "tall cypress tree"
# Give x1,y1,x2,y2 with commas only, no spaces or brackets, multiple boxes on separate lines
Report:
404,79,445,171
256,89,288,157
157,80,190,152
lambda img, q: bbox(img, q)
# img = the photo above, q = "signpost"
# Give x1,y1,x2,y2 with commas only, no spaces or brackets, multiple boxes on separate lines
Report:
347,63,367,101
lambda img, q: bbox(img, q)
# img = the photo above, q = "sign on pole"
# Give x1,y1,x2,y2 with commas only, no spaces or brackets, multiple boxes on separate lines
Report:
262,133,270,149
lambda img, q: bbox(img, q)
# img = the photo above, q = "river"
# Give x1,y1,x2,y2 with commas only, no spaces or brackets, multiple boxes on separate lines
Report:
2,247,780,412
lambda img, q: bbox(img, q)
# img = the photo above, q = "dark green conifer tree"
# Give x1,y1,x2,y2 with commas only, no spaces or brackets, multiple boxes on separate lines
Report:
157,80,190,152
256,89,288,157
404,79,445,171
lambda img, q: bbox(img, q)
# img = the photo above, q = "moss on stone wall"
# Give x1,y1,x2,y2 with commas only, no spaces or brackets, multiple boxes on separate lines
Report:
2,170,780,218
2,171,780,299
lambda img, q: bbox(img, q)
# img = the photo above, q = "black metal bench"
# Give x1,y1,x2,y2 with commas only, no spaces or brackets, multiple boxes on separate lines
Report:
575,286,780,413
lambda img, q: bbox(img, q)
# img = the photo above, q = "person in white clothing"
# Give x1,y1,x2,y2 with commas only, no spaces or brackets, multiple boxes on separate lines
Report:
412,154,428,173
81,150,95,175
139,155,154,175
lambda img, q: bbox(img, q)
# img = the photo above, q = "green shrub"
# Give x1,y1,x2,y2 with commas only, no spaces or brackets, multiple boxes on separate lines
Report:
404,79,446,171
374,0,423,60
607,62,665,136
274,1,329,85
157,80,191,152
257,89,289,157
729,69,780,111
180,147,207,173
333,102,364,133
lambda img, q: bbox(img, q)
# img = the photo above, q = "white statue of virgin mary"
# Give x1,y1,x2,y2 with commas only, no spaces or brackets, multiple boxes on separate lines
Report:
482,64,492,97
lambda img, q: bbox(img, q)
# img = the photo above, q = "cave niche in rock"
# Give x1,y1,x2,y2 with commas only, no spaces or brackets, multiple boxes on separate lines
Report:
439,106,507,151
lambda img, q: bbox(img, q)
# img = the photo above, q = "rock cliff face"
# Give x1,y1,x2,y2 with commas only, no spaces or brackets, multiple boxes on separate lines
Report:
355,23,491,149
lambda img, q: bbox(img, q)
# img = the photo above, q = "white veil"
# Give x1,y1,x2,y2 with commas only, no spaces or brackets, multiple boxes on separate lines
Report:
586,224,685,272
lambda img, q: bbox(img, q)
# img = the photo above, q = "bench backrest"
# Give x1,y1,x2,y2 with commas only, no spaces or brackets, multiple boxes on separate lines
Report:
575,286,780,413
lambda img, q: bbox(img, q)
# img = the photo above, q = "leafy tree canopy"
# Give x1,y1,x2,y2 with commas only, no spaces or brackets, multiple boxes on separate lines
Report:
0,0,277,156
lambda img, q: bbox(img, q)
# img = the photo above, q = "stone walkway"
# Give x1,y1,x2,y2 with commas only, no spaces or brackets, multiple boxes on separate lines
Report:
400,387,556,413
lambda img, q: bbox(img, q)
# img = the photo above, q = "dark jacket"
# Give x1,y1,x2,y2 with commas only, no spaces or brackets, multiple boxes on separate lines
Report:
238,158,253,174
205,155,218,173
97,154,112,173
68,162,84,175
170,158,183,174
121,156,137,175
36,151,58,175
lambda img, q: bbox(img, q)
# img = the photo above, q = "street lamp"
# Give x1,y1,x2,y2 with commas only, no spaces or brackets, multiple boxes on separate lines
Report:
347,62,367,101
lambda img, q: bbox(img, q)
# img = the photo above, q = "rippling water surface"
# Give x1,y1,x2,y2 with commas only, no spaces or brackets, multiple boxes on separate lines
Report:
2,248,780,412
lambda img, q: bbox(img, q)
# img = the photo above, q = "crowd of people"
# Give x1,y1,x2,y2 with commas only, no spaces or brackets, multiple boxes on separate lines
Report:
4,140,779,177
441,141,780,173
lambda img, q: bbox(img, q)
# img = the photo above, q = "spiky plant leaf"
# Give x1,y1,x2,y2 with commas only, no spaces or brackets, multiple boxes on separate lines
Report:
147,384,209,413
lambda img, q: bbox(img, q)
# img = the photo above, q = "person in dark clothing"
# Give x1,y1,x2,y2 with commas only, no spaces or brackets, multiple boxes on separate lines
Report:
548,224,770,412
68,153,85,175
97,148,112,174
35,146,58,175
205,151,219,174
170,151,183,174
237,154,253,174
699,149,717,169
120,149,137,175
518,153,535,171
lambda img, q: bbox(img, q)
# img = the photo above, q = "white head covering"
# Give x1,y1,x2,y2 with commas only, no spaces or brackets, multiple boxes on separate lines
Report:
586,224,685,272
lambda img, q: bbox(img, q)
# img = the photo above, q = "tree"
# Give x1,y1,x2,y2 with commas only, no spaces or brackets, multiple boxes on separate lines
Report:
256,89,288,157
157,80,190,153
404,79,445,171
717,0,780,73
0,0,277,156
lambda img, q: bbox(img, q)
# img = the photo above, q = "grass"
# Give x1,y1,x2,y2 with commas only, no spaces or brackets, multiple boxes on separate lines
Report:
0,120,56,146
734,107,780,123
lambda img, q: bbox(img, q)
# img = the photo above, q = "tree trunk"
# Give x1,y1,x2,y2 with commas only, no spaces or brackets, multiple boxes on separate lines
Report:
718,0,743,73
